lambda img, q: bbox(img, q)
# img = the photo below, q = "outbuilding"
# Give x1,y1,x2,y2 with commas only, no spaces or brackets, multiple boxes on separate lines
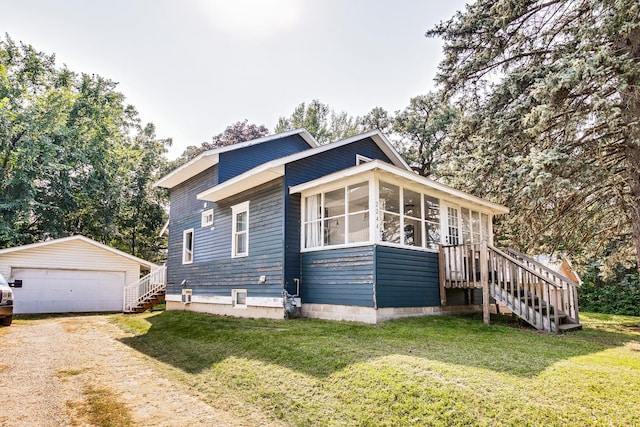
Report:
0,235,155,314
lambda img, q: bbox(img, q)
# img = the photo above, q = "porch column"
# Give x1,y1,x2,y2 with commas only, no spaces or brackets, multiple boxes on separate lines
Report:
438,244,447,305
480,240,490,325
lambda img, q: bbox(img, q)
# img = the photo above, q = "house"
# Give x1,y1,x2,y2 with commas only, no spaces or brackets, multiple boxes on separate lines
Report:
156,129,581,331
0,235,157,314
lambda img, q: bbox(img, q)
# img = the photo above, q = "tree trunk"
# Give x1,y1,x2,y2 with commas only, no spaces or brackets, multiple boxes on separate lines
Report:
627,144,640,274
618,25,640,274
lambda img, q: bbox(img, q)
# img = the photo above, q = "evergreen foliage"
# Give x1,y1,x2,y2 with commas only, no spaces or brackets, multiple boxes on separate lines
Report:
580,264,640,316
427,0,640,274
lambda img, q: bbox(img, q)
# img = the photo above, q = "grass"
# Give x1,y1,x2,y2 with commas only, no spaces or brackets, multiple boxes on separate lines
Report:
111,311,640,426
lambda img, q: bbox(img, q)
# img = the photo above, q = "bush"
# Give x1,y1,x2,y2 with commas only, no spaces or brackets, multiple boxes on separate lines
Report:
580,263,640,316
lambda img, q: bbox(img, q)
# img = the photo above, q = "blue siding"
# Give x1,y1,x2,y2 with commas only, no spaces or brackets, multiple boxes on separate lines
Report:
301,247,375,307
283,137,393,290
285,137,392,187
167,177,285,299
167,167,218,288
218,134,311,183
375,246,440,308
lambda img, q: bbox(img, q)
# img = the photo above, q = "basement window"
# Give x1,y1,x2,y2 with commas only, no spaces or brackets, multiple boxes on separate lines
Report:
232,289,247,309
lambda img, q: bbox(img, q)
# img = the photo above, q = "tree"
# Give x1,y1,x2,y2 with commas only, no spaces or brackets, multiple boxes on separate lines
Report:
275,100,360,144
393,94,456,177
0,34,170,259
427,0,640,273
173,120,268,167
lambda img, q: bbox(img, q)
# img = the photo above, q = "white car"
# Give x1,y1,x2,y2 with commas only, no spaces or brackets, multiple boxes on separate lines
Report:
0,273,22,326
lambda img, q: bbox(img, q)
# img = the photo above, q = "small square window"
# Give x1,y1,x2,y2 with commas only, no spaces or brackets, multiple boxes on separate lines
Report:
232,289,247,308
201,209,214,227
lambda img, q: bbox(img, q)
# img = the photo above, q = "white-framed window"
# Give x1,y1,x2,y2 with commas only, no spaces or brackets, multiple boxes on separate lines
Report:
201,208,214,227
356,154,372,165
231,201,249,258
182,228,194,264
460,207,491,246
303,181,369,249
232,289,247,309
424,196,440,249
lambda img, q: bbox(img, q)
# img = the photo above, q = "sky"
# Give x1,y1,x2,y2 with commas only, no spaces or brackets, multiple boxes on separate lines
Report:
1,0,468,158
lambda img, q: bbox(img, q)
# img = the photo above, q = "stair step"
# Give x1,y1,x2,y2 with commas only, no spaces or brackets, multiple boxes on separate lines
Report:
558,323,582,332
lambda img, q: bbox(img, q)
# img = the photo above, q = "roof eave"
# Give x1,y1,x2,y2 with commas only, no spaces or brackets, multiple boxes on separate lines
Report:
289,160,510,215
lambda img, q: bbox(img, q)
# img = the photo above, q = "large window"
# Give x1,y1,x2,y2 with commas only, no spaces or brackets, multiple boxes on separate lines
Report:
425,196,440,249
231,201,249,258
460,207,490,246
380,181,442,249
302,177,490,252
182,228,194,264
379,182,400,243
303,182,369,249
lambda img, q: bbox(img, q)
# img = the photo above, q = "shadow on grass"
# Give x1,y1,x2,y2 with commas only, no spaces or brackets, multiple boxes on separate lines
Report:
117,310,639,379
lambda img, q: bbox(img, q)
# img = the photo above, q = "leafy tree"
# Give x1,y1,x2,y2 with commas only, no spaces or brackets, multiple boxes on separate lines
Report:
393,94,457,177
0,34,169,260
275,100,360,144
359,106,393,134
427,0,640,273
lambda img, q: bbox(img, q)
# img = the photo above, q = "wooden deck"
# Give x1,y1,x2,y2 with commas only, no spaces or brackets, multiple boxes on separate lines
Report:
439,243,581,333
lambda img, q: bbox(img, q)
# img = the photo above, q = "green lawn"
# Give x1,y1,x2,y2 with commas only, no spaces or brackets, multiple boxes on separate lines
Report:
112,311,640,426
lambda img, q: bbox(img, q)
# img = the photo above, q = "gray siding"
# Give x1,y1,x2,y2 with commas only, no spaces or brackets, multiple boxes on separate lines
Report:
301,246,375,307
167,176,285,299
375,246,440,308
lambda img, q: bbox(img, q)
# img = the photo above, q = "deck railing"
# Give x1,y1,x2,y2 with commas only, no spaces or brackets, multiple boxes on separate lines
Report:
123,265,167,312
439,243,580,332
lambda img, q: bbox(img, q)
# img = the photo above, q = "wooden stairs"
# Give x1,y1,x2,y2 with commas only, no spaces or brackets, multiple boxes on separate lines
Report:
123,265,167,314
128,288,166,313
440,243,581,333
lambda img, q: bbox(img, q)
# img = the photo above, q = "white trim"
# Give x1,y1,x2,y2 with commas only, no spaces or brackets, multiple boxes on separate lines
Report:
155,129,318,189
290,159,509,215
198,164,285,202
231,201,250,258
0,235,155,269
166,293,284,308
182,228,194,264
356,154,372,165
201,209,214,227
232,289,248,309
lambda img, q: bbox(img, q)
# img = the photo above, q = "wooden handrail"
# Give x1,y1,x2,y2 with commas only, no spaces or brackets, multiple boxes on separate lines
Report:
505,247,579,287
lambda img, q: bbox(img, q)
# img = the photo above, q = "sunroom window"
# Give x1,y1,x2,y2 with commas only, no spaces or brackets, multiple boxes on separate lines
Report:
461,207,491,246
303,182,369,249
379,182,400,243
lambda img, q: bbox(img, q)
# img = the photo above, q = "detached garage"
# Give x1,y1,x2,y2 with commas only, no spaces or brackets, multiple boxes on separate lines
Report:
0,235,156,314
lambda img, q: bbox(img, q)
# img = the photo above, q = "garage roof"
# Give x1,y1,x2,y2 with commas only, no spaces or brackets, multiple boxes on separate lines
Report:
0,235,156,269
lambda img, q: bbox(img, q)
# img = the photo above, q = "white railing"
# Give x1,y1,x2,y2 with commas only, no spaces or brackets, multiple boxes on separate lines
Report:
123,265,167,312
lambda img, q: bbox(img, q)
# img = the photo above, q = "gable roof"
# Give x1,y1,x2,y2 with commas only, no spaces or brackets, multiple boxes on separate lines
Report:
289,160,510,215
155,129,319,189
0,235,156,269
196,130,410,202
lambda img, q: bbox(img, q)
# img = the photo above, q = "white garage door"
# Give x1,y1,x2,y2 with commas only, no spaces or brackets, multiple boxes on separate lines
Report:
11,269,125,314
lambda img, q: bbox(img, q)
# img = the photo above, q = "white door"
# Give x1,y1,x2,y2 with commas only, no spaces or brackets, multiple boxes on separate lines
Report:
442,204,464,280
11,269,125,314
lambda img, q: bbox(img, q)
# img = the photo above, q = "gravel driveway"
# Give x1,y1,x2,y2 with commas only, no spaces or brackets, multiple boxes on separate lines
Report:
0,314,270,427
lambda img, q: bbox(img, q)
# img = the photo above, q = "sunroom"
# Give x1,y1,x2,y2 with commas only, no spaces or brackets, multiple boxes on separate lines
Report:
289,159,510,323
290,159,508,255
